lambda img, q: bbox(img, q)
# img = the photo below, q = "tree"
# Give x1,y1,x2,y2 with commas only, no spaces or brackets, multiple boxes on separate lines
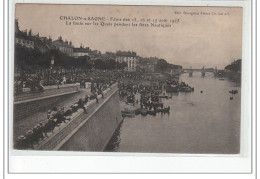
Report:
157,59,169,71
116,61,127,70
94,59,103,69
225,59,241,72
106,59,116,70
78,56,93,69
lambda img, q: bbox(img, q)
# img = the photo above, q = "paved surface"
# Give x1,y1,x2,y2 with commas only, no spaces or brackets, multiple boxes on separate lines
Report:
13,88,91,141
14,84,79,102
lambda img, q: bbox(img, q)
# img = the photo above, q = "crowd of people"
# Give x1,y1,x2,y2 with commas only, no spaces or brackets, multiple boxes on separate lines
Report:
118,81,169,112
14,67,123,94
14,68,184,149
14,79,116,149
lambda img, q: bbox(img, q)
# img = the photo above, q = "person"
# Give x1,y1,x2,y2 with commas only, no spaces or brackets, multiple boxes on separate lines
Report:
84,95,89,104
78,98,87,113
62,76,66,85
71,104,78,112
15,135,28,149
14,80,18,94
17,80,23,94
25,130,34,148
32,125,41,144
93,92,99,103
37,123,45,140
64,107,73,116
55,107,67,124
37,80,44,92
47,110,52,119
44,118,56,133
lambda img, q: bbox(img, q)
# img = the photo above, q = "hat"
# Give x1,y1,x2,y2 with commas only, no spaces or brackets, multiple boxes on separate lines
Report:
26,130,33,134
39,122,44,126
18,135,26,140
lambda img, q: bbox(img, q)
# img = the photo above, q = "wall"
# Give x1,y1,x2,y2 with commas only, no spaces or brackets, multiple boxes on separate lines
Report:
14,83,80,102
59,89,122,151
14,84,80,120
35,84,122,151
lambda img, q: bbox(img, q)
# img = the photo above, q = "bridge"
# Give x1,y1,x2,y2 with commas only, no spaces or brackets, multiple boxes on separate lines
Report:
182,67,216,77
182,68,215,73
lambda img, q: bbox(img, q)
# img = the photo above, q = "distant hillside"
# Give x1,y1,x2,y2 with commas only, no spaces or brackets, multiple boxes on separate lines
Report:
224,59,241,72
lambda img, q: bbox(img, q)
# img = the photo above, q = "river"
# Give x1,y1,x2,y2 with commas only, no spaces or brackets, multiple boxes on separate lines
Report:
105,72,241,154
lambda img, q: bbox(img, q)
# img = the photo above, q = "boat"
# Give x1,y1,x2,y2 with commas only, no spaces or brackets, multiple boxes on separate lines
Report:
141,108,148,116
179,86,194,92
229,90,238,94
165,84,179,93
151,102,164,108
147,110,156,116
158,95,169,99
155,107,170,113
121,108,135,117
163,107,170,113
135,108,141,115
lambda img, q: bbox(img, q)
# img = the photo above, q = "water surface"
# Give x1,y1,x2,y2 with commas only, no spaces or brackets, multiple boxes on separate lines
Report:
105,72,241,154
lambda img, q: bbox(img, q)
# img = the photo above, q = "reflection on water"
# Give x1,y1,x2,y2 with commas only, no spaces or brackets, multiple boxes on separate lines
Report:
105,72,241,154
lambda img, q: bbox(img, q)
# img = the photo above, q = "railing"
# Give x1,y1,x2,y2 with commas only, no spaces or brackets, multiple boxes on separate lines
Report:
14,83,80,103
35,83,118,151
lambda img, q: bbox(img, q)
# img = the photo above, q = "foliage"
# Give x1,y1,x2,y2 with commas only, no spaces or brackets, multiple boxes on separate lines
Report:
94,58,127,70
15,45,125,70
224,59,241,72
157,59,169,71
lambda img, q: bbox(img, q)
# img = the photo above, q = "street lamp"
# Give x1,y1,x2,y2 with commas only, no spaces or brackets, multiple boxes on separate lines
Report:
48,56,55,85
51,56,55,69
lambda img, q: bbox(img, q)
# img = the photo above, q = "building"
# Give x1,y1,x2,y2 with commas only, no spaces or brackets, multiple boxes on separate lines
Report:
52,36,73,56
15,37,34,49
72,46,90,58
15,20,34,49
115,51,137,71
88,50,103,60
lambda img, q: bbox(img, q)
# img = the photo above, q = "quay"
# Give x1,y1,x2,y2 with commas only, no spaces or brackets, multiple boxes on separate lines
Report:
14,83,80,120
14,83,80,103
14,83,122,151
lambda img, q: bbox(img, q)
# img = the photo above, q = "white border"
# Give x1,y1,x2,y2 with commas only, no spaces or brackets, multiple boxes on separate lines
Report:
7,0,253,174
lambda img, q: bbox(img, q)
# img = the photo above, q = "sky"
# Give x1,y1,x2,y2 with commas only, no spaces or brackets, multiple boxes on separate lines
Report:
15,4,243,69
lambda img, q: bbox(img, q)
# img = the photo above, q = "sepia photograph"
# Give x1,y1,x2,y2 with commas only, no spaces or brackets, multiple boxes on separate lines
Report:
13,4,242,154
